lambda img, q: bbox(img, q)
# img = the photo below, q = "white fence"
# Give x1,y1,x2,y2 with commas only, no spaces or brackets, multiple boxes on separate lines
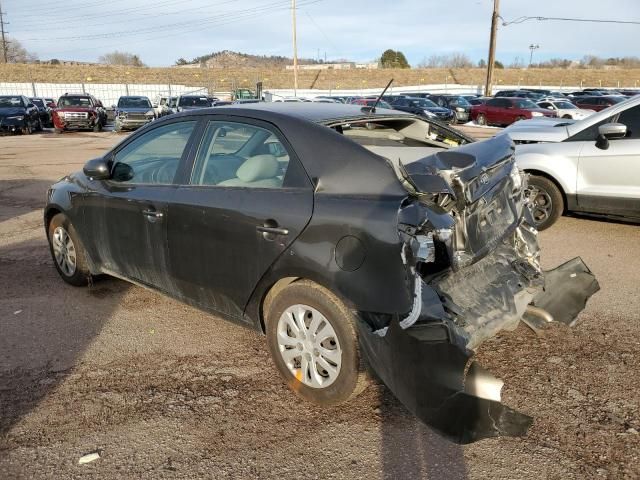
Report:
0,82,211,107
1,81,588,106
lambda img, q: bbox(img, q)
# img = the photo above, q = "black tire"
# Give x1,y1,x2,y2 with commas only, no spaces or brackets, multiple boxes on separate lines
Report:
476,113,487,126
54,128,64,134
47,213,92,286
527,175,564,230
22,122,32,135
265,280,369,406
93,121,103,132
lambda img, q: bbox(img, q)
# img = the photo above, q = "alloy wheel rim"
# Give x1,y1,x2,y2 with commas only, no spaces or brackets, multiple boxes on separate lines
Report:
52,226,77,277
528,186,553,224
277,304,342,389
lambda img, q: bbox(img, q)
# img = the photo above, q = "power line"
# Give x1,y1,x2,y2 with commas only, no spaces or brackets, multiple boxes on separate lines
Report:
32,0,323,58
22,0,316,42
502,16,640,26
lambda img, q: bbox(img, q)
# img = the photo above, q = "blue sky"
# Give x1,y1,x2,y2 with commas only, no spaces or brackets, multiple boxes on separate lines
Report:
5,0,640,66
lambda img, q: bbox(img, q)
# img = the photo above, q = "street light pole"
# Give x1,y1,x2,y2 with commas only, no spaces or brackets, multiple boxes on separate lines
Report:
0,0,9,63
528,44,539,68
291,0,299,97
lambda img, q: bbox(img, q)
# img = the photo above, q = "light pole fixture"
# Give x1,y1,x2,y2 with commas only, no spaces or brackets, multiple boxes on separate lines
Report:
528,44,540,68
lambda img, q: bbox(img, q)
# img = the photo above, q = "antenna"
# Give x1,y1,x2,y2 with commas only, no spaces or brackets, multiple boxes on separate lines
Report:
365,78,394,114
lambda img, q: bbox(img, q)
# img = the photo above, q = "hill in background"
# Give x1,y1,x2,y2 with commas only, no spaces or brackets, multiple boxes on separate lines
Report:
177,50,335,68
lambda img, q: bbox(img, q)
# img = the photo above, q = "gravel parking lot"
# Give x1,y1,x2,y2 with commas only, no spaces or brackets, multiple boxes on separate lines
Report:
1,129,639,479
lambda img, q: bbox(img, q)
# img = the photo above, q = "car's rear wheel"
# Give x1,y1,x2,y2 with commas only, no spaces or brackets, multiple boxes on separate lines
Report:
265,280,368,406
476,113,487,126
47,213,91,286
526,175,564,230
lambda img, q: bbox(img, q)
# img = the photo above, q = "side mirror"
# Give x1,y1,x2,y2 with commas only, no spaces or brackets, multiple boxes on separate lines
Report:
598,122,627,139
83,158,110,180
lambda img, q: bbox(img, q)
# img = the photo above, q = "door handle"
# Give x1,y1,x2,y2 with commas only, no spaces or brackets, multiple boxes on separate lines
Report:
256,225,289,236
142,209,164,221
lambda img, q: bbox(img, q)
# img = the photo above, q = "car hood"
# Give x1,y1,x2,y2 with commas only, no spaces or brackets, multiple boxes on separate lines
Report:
0,107,26,116
117,107,153,113
55,107,95,112
502,118,571,142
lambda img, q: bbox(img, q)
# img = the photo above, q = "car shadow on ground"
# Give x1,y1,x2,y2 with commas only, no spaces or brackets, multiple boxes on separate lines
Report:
376,385,469,479
0,236,130,438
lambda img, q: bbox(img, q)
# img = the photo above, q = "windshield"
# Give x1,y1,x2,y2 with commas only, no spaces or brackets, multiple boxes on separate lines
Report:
608,96,626,104
168,97,177,108
59,96,92,107
449,96,471,106
31,99,45,108
118,97,152,108
554,101,576,109
514,99,538,109
178,96,210,107
0,96,24,108
408,98,438,108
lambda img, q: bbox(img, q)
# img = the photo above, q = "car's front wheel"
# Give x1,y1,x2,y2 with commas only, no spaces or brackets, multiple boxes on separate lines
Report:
47,213,91,286
265,280,369,406
526,175,564,230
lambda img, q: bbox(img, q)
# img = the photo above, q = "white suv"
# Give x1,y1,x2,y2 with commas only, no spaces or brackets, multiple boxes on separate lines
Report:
504,96,640,229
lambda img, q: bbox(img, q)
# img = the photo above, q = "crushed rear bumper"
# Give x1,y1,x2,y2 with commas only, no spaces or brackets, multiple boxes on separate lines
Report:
358,257,599,444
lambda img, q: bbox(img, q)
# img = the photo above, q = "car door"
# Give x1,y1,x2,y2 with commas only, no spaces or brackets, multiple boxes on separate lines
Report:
167,118,314,323
91,119,199,291
576,104,640,217
484,98,503,124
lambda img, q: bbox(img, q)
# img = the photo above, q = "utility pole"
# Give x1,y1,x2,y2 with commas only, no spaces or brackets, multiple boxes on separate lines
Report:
0,0,9,63
484,0,499,97
291,0,299,97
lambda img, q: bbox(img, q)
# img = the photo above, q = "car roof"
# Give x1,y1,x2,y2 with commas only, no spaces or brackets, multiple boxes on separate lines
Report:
215,101,413,123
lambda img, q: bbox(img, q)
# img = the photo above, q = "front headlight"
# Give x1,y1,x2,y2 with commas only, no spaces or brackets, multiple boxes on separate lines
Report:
510,164,523,192
423,110,436,118
6,115,24,120
118,111,127,118
455,107,464,112
55,111,65,118
531,112,543,117
145,110,155,117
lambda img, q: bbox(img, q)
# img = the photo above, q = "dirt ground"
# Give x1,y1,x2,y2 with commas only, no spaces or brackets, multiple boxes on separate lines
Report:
0,129,639,479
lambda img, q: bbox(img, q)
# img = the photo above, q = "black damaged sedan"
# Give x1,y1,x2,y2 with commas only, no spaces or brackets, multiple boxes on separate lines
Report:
45,103,598,443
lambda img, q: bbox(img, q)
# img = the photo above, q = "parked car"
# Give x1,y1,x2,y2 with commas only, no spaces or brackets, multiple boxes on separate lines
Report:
568,91,603,97
467,96,490,106
113,96,156,132
573,96,626,112
29,97,53,127
53,93,107,133
470,97,556,126
152,95,174,117
212,100,233,107
0,95,42,134
350,98,393,109
175,95,211,112
536,100,595,120
44,102,597,443
44,97,57,108
388,96,455,123
494,90,544,100
504,95,640,229
618,90,640,97
427,95,472,124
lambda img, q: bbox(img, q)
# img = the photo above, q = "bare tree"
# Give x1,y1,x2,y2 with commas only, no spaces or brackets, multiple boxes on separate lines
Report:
509,56,525,68
4,37,38,63
417,53,472,68
98,51,145,67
